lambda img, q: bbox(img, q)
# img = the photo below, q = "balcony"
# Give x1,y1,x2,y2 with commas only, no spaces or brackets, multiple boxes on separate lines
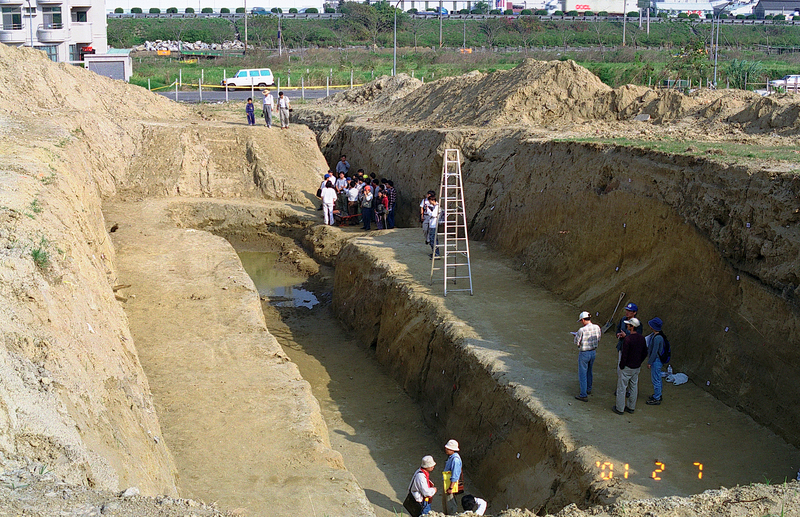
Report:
69,20,90,41
0,0,23,4
0,26,26,43
37,22,68,41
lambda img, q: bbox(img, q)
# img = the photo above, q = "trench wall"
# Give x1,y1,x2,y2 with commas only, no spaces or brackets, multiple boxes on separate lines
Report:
305,117,800,447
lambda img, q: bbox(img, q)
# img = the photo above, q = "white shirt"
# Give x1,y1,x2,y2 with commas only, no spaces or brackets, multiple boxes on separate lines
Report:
347,187,360,202
428,203,441,227
420,198,433,222
321,187,337,205
473,497,487,515
408,469,436,503
262,93,274,110
278,96,290,109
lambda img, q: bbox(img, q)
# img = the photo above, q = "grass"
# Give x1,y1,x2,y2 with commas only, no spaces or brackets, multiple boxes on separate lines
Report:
31,236,50,270
556,136,800,165
26,198,42,218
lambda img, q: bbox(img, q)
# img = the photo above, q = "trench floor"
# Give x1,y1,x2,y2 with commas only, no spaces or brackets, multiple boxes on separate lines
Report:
238,251,478,517
341,228,800,499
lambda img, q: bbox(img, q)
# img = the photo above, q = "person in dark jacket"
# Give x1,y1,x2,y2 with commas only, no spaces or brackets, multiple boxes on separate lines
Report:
613,317,648,415
646,317,666,405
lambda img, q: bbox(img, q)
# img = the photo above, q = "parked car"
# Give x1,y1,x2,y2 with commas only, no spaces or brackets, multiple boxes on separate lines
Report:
418,7,448,15
769,75,800,89
221,68,275,89
251,6,269,14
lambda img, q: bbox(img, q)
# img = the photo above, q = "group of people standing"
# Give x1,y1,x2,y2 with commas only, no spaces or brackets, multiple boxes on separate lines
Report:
406,439,486,516
573,302,668,415
244,89,291,129
317,154,399,230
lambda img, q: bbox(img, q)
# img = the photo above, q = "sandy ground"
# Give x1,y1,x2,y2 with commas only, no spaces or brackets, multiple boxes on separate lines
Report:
102,199,374,517
329,226,800,500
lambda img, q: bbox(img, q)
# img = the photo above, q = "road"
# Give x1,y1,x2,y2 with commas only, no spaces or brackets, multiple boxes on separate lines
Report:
154,87,346,103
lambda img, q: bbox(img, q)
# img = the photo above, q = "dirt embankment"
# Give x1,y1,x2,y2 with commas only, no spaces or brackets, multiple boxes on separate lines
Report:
0,41,371,515
295,62,800,449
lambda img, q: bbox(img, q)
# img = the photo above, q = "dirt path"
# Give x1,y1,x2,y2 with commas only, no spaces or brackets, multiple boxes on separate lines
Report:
103,199,374,517
333,228,800,500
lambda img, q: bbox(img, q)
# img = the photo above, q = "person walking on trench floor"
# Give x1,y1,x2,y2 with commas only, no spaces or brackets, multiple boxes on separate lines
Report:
574,311,601,402
442,439,463,515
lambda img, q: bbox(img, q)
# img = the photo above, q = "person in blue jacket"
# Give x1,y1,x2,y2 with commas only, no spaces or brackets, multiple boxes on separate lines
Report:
442,439,462,515
245,98,256,125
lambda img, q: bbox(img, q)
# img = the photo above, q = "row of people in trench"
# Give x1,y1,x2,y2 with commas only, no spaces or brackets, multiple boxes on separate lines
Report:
318,155,399,229
574,302,668,414
407,439,487,516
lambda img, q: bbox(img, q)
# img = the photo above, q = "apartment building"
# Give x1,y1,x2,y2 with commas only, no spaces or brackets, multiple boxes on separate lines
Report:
1,0,107,63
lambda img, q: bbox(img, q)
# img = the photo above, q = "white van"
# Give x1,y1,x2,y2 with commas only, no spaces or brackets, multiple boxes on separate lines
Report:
221,68,275,89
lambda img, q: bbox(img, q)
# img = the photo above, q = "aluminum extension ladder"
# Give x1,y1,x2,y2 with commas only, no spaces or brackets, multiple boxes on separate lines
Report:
430,149,473,296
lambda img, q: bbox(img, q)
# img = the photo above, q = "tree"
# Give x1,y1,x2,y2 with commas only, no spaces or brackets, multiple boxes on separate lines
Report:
131,7,142,13
220,7,230,13
406,15,426,50
289,7,298,13
663,40,711,84
235,7,245,13
305,7,319,13
201,7,213,13
149,7,160,13
513,15,542,52
472,1,489,14
167,7,178,13
724,59,763,89
184,7,194,13
114,7,123,13
478,18,505,47
340,1,396,47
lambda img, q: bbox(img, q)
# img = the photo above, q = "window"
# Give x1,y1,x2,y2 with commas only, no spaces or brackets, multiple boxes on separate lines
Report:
2,7,22,30
42,7,62,29
24,6,36,16
260,70,271,76
236,71,247,77
71,9,88,22
35,45,58,61
249,70,259,77
69,44,80,61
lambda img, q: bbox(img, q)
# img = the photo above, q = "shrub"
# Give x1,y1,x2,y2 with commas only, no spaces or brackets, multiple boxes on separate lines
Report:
705,12,712,18
489,9,501,14
794,15,800,20
598,10,609,15
324,7,335,12
584,10,595,15
149,7,160,13
504,8,513,14
235,7,245,12
185,7,194,12
520,9,532,14
535,9,548,14
657,12,668,18
407,7,418,12
719,13,728,18
567,10,579,15
220,7,229,13
764,14,773,19
688,12,699,18
114,7,123,13
459,8,469,13
289,7,298,13
201,7,213,13
627,10,638,17
166,6,177,13
774,13,785,20
271,7,282,12
746,14,755,18
305,7,318,12
553,10,563,15
677,12,688,18
735,13,745,18
131,7,142,13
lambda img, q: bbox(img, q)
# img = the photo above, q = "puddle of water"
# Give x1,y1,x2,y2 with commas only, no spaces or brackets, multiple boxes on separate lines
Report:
237,251,319,309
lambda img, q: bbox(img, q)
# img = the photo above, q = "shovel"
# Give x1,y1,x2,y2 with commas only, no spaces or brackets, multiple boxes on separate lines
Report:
601,292,626,333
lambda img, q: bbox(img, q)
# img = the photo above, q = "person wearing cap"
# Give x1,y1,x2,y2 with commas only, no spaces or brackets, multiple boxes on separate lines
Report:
574,311,601,402
442,439,463,515
646,317,666,405
615,303,643,379
359,185,374,230
407,455,437,515
317,173,332,211
613,317,649,415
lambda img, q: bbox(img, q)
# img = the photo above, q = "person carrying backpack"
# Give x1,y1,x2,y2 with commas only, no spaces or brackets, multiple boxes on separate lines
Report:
646,317,668,405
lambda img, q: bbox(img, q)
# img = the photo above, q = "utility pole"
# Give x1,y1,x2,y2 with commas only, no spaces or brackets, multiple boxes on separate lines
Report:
622,0,627,46
244,0,247,54
278,13,282,56
439,0,443,48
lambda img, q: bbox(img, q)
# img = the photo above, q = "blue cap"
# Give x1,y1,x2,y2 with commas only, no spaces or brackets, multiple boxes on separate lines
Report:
624,302,638,312
324,174,331,179
648,317,663,331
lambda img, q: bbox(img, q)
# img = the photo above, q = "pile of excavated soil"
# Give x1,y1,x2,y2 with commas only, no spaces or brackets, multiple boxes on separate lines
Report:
310,59,800,136
0,44,185,120
319,73,422,106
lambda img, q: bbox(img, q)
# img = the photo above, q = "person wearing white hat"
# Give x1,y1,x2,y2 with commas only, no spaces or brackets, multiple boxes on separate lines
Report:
442,439,463,515
613,317,649,415
405,455,437,516
574,311,601,402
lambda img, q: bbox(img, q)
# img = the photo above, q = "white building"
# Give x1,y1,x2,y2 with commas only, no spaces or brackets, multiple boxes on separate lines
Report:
106,0,322,11
1,0,107,62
